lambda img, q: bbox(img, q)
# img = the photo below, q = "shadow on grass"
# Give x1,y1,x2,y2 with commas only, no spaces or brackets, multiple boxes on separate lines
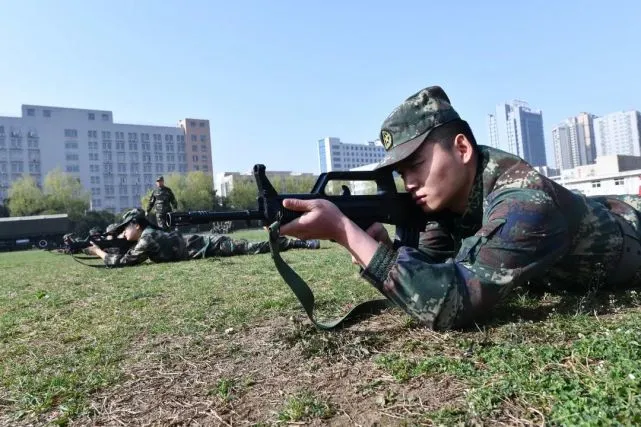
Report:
474,284,641,330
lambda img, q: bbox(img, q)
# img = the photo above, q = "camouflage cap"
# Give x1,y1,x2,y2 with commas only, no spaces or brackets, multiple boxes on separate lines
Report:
375,86,461,170
110,208,147,235
105,223,119,234
156,176,164,182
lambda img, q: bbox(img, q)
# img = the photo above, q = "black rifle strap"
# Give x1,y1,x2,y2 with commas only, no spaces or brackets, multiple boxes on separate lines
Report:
71,253,108,268
267,221,392,330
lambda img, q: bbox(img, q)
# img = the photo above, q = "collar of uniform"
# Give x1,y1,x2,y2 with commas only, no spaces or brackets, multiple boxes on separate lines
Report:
451,147,488,236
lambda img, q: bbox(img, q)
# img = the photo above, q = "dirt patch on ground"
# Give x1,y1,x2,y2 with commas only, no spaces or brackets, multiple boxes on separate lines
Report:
70,312,466,426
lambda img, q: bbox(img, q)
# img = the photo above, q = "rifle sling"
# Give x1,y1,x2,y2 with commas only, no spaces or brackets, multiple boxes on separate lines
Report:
267,221,391,330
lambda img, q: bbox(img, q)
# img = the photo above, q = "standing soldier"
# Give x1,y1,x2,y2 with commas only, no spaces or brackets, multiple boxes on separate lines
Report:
146,176,178,231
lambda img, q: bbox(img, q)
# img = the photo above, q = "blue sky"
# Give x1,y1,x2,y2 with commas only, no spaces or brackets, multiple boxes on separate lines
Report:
1,0,640,173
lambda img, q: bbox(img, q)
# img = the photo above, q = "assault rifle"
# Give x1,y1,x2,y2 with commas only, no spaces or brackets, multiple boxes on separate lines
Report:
167,164,431,243
63,234,136,255
167,164,435,329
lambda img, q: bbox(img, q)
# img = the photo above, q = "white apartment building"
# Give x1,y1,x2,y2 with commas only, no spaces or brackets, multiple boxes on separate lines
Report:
551,154,641,197
317,137,386,173
0,105,212,213
594,110,641,157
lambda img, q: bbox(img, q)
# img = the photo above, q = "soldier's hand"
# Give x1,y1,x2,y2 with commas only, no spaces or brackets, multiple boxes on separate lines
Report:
86,241,99,255
351,223,391,265
279,198,347,242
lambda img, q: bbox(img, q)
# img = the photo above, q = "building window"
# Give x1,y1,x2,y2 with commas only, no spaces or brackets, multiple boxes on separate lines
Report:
199,122,205,127
191,135,197,142
190,121,196,127
64,129,78,138
102,113,109,121
88,113,95,120
201,145,207,152
27,108,35,116
591,181,601,188
43,110,51,118
614,178,624,186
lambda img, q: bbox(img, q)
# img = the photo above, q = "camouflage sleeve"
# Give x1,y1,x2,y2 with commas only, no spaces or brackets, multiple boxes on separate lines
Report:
169,188,178,209
146,193,155,212
417,221,457,263
103,239,151,267
361,188,570,330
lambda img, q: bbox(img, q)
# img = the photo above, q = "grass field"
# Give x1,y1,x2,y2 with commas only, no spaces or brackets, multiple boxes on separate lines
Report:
1,228,641,426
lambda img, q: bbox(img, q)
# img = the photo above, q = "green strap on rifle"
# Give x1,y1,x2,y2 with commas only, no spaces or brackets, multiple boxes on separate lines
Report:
267,221,392,330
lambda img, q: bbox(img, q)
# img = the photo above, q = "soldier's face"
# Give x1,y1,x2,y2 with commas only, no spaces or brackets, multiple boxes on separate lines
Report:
396,134,475,214
124,224,143,241
156,181,163,188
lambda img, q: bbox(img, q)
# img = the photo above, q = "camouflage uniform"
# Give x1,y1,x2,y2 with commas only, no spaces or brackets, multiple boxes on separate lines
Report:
146,177,178,230
361,86,641,330
103,228,320,267
103,217,320,267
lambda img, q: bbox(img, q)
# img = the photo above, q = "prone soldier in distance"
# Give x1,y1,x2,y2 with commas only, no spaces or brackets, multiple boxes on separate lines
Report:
85,208,321,267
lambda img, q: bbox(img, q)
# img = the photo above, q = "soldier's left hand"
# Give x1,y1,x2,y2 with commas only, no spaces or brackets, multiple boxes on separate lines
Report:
279,198,347,242
85,241,99,255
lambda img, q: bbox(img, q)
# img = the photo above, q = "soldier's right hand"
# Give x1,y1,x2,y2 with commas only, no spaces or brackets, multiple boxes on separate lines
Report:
351,222,391,265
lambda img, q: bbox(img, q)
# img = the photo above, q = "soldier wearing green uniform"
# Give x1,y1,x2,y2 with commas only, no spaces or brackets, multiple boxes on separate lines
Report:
146,176,178,230
86,209,321,267
279,85,641,330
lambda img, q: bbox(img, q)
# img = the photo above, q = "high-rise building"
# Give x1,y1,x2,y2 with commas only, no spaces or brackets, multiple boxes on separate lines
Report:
0,105,213,213
594,110,641,157
487,100,547,167
317,137,386,173
552,112,597,171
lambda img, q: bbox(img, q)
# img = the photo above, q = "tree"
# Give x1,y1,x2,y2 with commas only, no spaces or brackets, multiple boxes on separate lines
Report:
7,175,44,216
183,171,215,210
42,168,90,217
227,178,257,210
71,210,117,236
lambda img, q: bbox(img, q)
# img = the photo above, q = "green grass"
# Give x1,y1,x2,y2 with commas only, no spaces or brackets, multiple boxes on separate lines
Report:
1,228,641,425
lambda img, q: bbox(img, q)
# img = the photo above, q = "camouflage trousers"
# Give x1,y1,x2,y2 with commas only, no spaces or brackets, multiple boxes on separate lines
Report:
186,233,319,258
156,211,171,231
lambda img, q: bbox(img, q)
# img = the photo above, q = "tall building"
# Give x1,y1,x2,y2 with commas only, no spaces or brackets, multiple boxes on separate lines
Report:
594,110,641,157
317,137,386,173
0,105,212,213
551,112,597,171
487,100,547,167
